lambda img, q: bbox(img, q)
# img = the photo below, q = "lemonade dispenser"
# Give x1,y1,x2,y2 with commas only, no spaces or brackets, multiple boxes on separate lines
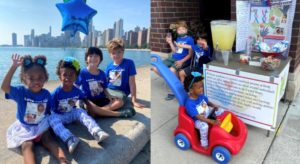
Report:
211,20,237,65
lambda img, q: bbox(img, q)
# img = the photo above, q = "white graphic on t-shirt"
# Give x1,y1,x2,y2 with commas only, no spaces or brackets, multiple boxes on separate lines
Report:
195,51,204,63
109,71,122,86
58,99,76,113
89,81,103,97
195,99,209,117
176,41,188,54
24,102,46,124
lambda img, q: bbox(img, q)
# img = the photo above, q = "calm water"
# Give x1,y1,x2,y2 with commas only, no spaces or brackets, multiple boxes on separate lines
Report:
0,47,150,86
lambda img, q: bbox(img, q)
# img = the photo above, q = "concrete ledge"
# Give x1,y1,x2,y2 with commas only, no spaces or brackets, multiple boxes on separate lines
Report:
0,66,150,164
286,64,300,101
151,51,171,58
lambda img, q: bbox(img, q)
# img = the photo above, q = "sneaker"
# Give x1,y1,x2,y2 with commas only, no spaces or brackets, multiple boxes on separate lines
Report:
65,136,79,154
118,108,136,117
93,130,110,143
165,94,175,100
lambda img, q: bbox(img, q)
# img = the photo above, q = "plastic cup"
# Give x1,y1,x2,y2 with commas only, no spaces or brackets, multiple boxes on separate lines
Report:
222,51,229,65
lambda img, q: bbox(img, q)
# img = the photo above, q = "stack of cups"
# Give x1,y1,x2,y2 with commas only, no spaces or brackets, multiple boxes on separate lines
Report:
245,38,252,57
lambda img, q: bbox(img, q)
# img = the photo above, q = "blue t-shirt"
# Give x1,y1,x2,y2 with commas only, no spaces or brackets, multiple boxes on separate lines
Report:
5,86,52,126
105,58,137,96
74,68,107,100
185,95,209,121
51,85,84,114
191,44,211,68
172,36,194,65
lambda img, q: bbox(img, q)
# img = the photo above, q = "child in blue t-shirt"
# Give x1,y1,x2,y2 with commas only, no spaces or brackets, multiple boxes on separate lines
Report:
75,47,135,117
175,33,211,84
1,54,69,164
48,57,109,154
153,20,194,100
106,38,148,109
184,72,224,150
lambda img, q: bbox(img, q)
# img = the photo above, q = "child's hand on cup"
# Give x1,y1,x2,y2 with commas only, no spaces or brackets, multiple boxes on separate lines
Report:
201,41,207,48
166,36,172,44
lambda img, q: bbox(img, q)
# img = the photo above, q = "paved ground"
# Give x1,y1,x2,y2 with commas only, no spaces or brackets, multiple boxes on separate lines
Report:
0,66,150,164
150,64,299,164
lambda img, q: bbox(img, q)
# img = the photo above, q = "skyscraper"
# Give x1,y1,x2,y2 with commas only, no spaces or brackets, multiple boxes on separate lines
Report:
106,28,114,45
74,31,81,47
126,30,133,40
115,18,123,39
31,29,35,42
147,27,151,44
88,18,93,33
101,30,107,46
129,32,138,45
97,34,102,46
137,29,147,46
12,33,17,46
113,22,116,38
24,35,30,47
133,26,140,32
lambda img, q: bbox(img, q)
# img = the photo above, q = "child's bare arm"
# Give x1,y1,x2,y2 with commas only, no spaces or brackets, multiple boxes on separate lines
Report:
129,75,148,108
195,114,221,126
166,36,177,53
174,41,192,49
1,54,23,94
174,49,193,68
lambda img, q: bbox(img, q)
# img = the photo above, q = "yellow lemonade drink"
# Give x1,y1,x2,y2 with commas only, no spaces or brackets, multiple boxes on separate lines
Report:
211,20,237,50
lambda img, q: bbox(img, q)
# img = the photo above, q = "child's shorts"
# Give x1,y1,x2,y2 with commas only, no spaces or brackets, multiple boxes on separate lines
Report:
182,67,203,75
89,97,111,107
162,57,186,72
32,129,48,142
107,88,127,103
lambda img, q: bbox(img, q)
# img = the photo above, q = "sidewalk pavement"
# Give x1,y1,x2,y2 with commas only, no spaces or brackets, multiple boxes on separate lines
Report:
0,66,150,164
151,67,299,164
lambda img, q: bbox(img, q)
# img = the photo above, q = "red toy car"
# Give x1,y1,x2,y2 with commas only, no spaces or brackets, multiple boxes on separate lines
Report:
151,54,248,164
174,106,247,164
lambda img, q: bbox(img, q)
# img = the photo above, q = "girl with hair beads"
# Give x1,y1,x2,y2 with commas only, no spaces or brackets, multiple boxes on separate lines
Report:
1,54,69,164
48,57,109,154
184,72,224,151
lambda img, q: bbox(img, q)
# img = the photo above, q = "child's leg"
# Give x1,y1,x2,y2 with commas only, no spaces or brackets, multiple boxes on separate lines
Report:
100,98,124,111
169,67,179,78
21,140,36,164
41,130,69,164
74,108,102,134
86,100,121,117
48,114,75,142
195,120,209,147
152,66,161,77
179,69,186,84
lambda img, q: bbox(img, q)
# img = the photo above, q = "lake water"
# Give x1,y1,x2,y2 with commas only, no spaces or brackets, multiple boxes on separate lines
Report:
0,47,150,86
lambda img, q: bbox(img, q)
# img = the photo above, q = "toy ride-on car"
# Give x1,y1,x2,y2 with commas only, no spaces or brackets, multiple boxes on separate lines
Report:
151,54,248,164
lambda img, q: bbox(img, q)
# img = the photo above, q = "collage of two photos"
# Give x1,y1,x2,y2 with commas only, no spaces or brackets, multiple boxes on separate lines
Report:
1,0,300,164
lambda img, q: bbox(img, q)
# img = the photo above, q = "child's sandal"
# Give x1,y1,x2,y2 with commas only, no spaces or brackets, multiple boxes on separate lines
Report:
60,159,70,164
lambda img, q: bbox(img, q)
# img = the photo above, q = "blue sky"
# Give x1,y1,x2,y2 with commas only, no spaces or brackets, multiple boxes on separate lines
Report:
0,0,150,45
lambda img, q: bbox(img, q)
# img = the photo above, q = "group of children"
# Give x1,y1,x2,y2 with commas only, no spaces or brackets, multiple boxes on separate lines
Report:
153,20,224,151
1,38,146,164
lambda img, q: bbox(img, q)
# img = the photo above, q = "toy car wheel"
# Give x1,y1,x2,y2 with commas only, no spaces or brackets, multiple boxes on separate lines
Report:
174,133,190,150
212,146,231,164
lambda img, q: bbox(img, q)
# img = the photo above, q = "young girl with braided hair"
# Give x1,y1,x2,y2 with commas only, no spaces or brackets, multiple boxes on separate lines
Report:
1,54,69,164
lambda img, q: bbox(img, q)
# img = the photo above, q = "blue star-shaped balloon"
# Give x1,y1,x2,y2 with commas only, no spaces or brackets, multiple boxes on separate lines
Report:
56,0,97,35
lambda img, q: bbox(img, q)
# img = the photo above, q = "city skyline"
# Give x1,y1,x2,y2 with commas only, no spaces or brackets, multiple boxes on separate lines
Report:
0,0,150,45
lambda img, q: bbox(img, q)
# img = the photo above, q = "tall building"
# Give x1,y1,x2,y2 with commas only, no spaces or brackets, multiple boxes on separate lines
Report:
88,31,93,47
101,30,106,46
122,38,129,46
126,30,133,40
115,18,123,39
138,29,148,46
133,26,140,32
12,33,17,46
97,34,102,46
113,22,116,38
129,32,138,45
64,30,72,46
106,28,114,45
24,35,30,47
147,27,151,44
33,36,39,47
73,31,81,47
31,29,35,42
88,18,93,33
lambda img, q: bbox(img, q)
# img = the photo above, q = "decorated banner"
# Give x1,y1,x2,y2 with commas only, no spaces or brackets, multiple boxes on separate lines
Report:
203,64,289,131
236,0,296,53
